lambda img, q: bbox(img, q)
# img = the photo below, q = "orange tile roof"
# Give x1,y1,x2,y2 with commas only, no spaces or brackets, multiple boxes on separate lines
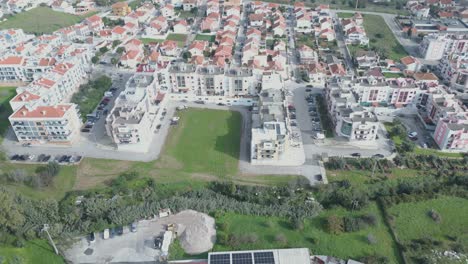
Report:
0,56,24,65
11,105,72,119
11,91,40,102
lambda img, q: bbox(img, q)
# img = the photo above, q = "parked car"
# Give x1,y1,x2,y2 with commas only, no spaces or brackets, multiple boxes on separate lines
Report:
351,153,361,157
305,88,312,92
154,237,162,249
130,222,137,233
194,100,205,104
116,226,124,236
89,232,96,243
103,229,110,240
408,131,418,139
373,154,385,158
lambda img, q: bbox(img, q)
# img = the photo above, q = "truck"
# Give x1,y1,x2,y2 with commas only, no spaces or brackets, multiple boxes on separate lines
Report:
103,229,110,240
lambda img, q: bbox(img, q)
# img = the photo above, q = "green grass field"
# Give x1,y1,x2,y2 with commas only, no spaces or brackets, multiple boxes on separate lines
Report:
139,38,164,45
214,203,401,263
346,14,407,61
0,240,64,264
167,34,187,47
0,7,84,34
195,34,215,42
388,196,468,250
163,108,241,177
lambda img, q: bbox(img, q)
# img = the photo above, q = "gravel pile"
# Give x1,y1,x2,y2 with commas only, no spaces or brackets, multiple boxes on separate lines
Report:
176,210,216,254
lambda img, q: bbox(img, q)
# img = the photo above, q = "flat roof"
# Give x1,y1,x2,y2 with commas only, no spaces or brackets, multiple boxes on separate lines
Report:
208,248,311,264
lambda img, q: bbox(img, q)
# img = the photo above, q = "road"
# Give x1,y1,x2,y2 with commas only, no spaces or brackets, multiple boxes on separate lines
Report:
330,13,355,74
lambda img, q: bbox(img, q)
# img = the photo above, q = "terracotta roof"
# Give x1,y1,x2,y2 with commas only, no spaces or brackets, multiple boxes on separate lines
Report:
36,78,56,88
11,105,72,119
401,56,416,65
52,63,74,75
112,2,128,8
0,56,24,65
11,91,40,103
112,26,126,35
413,72,438,81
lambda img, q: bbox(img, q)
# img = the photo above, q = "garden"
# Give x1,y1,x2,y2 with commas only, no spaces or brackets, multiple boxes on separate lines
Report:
71,75,112,119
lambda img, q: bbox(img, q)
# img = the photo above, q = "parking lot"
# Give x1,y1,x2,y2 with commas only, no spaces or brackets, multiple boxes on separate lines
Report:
64,210,215,264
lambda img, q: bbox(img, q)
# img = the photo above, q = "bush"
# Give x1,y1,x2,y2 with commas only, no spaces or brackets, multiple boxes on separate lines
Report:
326,215,344,234
427,209,441,223
367,233,377,244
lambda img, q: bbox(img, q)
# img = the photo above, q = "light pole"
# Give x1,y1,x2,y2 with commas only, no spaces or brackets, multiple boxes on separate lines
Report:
42,224,59,255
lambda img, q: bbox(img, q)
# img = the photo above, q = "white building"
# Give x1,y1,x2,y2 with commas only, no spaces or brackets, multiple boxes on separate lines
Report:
106,75,163,151
419,34,447,61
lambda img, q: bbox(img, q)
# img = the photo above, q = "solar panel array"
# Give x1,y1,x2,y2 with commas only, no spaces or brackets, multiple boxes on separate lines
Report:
253,252,275,264
232,253,253,264
210,253,231,264
209,251,275,264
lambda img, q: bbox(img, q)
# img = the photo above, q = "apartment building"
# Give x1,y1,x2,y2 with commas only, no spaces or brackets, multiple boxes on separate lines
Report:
8,104,82,144
433,115,468,151
419,34,448,60
7,55,89,145
157,63,258,98
106,75,161,151
326,77,379,141
251,89,289,164
436,54,468,93
196,65,225,96
334,106,379,141
0,29,34,49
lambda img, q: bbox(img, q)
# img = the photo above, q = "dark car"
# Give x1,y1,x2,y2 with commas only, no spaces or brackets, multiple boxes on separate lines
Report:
194,100,205,104
305,88,312,92
89,232,96,243
351,153,361,157
315,174,323,181
373,154,385,158
116,226,124,236
217,103,225,106
81,128,90,133
156,124,162,130
154,237,162,249
10,154,19,161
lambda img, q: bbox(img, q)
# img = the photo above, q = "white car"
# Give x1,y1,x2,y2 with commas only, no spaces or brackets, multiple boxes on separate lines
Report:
408,132,418,138
103,229,110,240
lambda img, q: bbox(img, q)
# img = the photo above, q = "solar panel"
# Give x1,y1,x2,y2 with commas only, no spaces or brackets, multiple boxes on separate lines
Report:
253,251,275,264
210,253,231,264
232,252,253,264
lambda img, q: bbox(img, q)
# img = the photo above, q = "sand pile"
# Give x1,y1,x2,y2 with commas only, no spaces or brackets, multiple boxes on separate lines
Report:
175,210,216,254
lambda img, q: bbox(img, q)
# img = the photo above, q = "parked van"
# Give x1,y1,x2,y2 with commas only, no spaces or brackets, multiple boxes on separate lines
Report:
103,229,110,240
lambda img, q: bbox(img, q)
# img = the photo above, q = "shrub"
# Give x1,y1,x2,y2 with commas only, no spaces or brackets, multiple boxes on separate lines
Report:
367,233,377,244
427,209,441,223
326,215,344,234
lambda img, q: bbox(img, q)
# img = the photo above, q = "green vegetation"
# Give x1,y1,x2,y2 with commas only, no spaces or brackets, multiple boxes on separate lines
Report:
0,7,84,34
165,109,241,177
0,240,64,264
384,121,464,158
139,38,164,45
337,13,354,18
128,0,144,9
389,196,468,248
71,76,112,119
167,34,187,47
315,95,334,137
383,72,405,78
169,239,208,260
0,87,16,143
347,14,407,61
178,9,198,18
195,34,215,42
215,203,400,262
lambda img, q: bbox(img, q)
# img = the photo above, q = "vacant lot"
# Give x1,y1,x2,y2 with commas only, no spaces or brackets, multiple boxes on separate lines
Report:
388,196,468,261
0,240,64,264
0,7,83,34
139,38,164,45
214,203,400,263
195,34,215,42
71,76,112,119
167,34,187,47
347,14,407,61
164,109,241,177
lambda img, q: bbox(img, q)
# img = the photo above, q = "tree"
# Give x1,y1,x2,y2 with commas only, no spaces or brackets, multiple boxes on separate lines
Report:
116,47,125,54
91,56,99,64
99,47,109,54
112,40,121,48
275,233,288,244
111,57,118,65
0,189,24,232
